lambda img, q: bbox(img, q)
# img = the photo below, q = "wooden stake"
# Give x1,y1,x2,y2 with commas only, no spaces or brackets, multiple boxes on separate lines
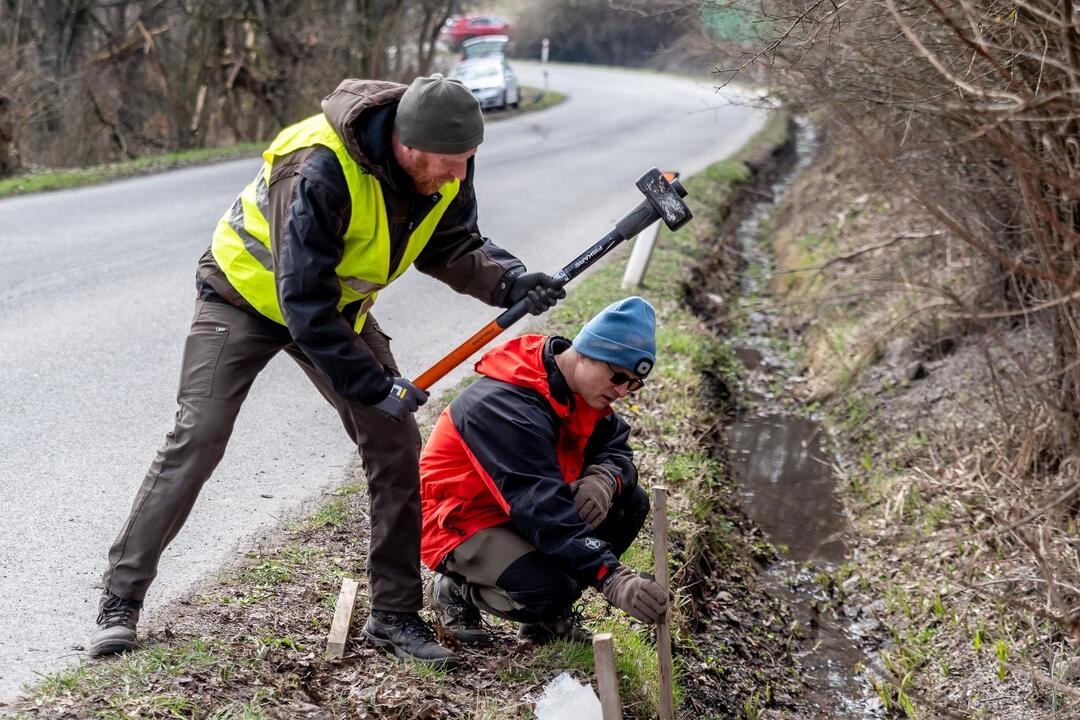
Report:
593,633,622,720
653,485,675,720
325,578,360,659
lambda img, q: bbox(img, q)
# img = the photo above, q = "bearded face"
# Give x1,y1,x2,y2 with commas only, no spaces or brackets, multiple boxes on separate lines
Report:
400,146,477,195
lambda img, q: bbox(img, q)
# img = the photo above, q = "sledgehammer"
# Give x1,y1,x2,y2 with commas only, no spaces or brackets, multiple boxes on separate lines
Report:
413,168,692,390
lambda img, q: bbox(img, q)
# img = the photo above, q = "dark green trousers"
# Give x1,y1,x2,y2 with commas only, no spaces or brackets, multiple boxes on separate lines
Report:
103,299,423,611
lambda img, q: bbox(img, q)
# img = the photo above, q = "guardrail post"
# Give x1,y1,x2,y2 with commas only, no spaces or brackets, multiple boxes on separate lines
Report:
620,221,661,289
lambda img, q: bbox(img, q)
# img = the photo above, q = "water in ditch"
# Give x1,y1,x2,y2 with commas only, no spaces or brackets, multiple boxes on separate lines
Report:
724,119,886,718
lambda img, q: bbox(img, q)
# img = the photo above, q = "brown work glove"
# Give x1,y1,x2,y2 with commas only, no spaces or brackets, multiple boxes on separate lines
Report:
600,564,668,624
570,465,617,529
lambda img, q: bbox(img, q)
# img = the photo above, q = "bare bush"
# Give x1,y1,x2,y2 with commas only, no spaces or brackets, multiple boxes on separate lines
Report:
710,0,1080,704
0,0,461,172
509,0,700,70
721,0,1080,454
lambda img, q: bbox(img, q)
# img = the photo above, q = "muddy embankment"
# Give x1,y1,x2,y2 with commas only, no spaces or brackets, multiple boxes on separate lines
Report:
687,106,1080,719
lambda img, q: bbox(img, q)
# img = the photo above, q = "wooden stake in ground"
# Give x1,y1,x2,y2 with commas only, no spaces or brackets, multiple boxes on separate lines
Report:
653,485,675,720
593,632,622,720
325,578,360,659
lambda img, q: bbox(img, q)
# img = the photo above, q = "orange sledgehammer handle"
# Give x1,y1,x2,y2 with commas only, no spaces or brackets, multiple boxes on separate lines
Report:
411,215,626,391
414,316,505,390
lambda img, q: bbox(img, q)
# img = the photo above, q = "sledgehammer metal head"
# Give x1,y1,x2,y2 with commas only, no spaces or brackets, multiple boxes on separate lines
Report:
637,168,692,231
615,168,693,241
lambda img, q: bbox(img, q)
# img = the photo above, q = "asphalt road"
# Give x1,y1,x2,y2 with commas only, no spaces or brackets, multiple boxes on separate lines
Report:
0,61,765,699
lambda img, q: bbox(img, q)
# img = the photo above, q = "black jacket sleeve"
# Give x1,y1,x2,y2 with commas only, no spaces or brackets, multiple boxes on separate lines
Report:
268,146,394,404
581,413,639,494
450,380,621,586
412,158,524,307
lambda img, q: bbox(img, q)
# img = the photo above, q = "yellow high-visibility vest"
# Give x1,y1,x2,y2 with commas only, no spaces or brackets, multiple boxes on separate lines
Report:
211,113,459,332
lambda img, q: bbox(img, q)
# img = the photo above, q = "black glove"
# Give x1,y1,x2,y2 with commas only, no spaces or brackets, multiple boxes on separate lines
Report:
373,377,428,421
507,272,566,316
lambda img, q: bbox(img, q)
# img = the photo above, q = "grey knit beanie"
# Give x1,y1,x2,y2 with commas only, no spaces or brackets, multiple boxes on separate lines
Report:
394,73,484,154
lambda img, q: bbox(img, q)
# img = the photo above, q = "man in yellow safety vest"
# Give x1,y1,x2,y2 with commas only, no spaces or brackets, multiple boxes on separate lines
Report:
89,74,563,669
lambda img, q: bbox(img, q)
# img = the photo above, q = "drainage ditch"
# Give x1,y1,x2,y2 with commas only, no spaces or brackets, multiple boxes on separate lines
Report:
691,118,887,718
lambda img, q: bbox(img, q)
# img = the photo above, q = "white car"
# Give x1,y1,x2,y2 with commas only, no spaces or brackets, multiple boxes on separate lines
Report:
461,35,509,60
451,56,520,111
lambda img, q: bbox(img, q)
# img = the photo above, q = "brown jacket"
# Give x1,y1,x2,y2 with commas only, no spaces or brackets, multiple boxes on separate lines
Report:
197,79,525,404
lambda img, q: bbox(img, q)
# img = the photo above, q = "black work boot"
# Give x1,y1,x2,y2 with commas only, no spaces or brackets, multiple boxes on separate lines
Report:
518,610,592,645
430,573,491,644
363,610,459,668
88,590,141,657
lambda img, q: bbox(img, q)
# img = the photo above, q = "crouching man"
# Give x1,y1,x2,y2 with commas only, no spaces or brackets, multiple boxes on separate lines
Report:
419,296,667,643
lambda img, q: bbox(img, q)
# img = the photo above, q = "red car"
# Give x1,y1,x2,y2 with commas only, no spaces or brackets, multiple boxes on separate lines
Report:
442,15,511,49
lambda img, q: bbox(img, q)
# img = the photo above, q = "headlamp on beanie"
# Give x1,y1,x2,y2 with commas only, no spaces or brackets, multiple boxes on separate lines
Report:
572,297,657,378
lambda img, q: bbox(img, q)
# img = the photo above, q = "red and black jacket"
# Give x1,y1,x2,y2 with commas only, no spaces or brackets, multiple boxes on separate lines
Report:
420,334,638,587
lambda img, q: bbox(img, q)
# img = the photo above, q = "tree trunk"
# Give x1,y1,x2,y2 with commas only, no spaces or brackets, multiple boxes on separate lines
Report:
0,94,20,176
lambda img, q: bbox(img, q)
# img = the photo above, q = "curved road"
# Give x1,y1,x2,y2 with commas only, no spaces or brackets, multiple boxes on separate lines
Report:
0,62,765,698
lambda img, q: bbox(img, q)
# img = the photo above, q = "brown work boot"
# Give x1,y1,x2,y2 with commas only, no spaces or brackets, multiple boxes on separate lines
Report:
363,610,459,669
88,590,141,657
518,610,592,645
430,573,492,644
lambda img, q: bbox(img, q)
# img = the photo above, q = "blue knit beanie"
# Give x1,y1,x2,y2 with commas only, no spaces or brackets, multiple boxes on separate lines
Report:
572,296,657,378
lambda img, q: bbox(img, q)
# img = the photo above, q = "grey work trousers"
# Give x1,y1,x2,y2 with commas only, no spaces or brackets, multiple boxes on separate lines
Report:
441,485,651,623
103,299,423,612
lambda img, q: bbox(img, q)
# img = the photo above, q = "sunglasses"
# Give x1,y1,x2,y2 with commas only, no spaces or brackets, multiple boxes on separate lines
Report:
606,363,645,392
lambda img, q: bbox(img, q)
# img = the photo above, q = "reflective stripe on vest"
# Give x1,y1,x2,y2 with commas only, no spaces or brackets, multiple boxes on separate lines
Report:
210,113,460,332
